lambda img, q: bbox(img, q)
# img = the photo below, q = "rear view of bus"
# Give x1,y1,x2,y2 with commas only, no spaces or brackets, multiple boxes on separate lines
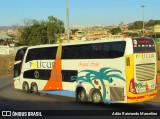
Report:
126,37,157,103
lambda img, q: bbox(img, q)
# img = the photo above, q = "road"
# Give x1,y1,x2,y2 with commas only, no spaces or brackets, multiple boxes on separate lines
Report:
0,75,160,119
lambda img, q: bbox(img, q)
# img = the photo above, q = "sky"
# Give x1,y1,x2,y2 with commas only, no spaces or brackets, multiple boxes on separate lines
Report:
0,0,160,27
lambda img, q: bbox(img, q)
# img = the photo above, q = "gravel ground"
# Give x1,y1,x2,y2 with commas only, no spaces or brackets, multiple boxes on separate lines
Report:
0,55,14,76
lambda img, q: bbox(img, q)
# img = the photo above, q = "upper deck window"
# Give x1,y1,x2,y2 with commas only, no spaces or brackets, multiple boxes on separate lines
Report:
15,48,27,61
25,47,57,62
62,41,126,59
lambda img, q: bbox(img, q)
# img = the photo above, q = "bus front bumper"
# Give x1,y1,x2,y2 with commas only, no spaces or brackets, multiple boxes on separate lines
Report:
127,90,157,103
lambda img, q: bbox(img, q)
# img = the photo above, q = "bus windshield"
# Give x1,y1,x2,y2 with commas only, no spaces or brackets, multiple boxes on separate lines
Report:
132,37,155,53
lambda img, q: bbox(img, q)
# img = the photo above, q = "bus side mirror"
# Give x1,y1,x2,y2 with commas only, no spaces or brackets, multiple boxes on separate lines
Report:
8,61,16,70
14,60,21,65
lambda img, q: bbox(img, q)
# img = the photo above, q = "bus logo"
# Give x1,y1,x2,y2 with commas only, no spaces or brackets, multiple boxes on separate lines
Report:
30,61,54,69
34,70,39,79
136,54,154,59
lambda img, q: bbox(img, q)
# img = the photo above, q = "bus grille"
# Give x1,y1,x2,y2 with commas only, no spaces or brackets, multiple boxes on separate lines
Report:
110,87,124,101
136,63,155,81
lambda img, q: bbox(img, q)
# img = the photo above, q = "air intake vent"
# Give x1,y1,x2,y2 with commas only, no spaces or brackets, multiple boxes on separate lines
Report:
136,63,155,81
110,87,124,101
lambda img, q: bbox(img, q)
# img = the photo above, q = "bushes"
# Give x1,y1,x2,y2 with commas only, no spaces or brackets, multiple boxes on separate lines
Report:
20,16,65,46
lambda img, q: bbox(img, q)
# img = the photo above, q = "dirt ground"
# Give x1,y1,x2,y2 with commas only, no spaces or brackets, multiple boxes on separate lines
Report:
0,55,160,102
0,55,14,76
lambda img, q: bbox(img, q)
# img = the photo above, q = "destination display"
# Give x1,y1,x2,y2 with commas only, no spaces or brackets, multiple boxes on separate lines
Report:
132,37,155,53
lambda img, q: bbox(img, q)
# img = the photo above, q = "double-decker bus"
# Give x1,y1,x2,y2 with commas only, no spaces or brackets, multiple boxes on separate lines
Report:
14,37,157,103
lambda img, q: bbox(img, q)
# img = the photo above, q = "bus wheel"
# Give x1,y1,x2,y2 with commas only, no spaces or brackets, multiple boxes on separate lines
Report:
92,89,102,103
32,83,39,95
22,82,30,93
76,89,87,102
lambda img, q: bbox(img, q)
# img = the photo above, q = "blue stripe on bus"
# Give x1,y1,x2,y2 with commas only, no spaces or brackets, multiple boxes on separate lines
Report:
39,90,75,98
104,99,116,103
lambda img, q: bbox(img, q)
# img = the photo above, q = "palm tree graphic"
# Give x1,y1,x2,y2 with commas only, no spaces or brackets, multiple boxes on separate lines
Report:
76,67,125,101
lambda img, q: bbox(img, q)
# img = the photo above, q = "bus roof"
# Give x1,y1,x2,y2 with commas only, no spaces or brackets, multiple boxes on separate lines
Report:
28,37,132,49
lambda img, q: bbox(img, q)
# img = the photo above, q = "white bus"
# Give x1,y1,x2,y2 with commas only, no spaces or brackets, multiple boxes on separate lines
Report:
14,37,157,103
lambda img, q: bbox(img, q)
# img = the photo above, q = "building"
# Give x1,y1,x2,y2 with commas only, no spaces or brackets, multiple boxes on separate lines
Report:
0,33,13,45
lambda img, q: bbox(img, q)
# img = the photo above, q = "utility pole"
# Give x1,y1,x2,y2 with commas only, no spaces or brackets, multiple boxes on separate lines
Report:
141,5,145,35
66,0,70,42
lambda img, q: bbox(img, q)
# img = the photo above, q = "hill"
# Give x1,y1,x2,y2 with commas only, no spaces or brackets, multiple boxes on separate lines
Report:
0,26,23,32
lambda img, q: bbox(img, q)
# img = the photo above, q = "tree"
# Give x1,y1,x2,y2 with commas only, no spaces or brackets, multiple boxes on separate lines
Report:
146,20,160,27
128,20,160,30
29,25,48,45
125,32,139,37
111,27,121,35
47,16,65,44
155,20,160,25
147,20,156,27
20,27,32,45
71,29,79,34
20,16,65,46
129,21,143,30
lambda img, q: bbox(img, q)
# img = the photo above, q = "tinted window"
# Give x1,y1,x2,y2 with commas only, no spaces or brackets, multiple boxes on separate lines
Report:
62,45,81,59
15,47,27,61
26,47,57,62
23,69,51,80
14,64,21,77
110,41,126,58
62,41,126,59
91,44,102,58
62,70,78,82
81,44,92,59
102,43,111,58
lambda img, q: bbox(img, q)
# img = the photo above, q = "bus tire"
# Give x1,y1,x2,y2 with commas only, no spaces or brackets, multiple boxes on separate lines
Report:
91,89,102,103
22,82,30,93
76,88,87,103
32,83,39,95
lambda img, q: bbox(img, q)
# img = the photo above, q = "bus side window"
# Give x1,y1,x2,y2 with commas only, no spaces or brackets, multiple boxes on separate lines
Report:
62,45,82,59
81,45,92,59
71,45,81,59
14,48,27,77
111,41,126,58
62,70,78,82
62,46,68,59
25,47,57,62
15,49,25,61
102,43,111,58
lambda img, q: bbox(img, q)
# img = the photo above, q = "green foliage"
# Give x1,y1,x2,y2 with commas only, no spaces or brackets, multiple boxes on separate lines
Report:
129,20,160,30
146,20,160,27
125,32,139,37
71,29,79,34
20,16,65,46
111,27,122,35
149,34,160,40
129,21,143,30
47,16,65,44
147,20,156,27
